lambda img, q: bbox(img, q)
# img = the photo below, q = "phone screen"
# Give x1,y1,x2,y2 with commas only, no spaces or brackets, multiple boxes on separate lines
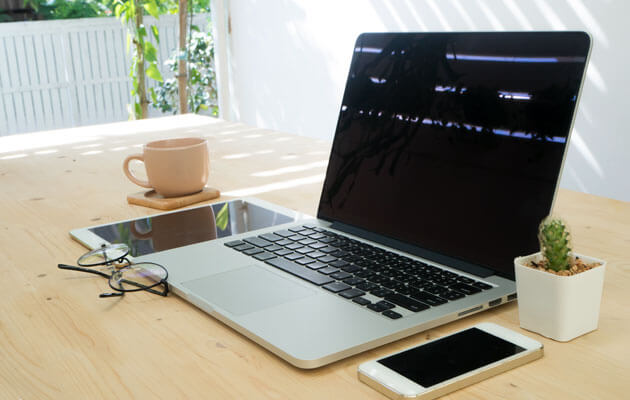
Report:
378,328,526,388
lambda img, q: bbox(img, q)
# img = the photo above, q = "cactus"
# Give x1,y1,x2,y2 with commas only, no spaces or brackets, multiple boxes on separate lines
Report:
538,217,572,272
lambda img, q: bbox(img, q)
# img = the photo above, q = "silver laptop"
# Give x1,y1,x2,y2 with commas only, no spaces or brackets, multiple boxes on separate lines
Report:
71,32,591,368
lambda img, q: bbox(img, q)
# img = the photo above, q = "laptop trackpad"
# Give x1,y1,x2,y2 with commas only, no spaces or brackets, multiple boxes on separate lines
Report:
181,265,316,316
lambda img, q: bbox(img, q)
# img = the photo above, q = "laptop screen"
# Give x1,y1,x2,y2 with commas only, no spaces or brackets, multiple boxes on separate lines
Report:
318,32,590,280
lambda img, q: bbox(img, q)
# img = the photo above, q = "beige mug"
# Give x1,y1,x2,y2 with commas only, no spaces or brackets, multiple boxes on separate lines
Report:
123,137,209,198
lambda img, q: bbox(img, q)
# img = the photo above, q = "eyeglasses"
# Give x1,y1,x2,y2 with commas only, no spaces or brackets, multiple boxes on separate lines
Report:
58,243,169,298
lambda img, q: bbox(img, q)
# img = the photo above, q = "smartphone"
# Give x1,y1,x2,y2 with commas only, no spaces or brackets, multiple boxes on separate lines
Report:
358,323,543,400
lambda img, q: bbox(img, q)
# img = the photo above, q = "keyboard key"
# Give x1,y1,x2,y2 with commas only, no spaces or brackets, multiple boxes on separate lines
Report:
266,258,333,286
370,275,390,284
457,276,475,284
306,261,327,270
299,238,317,246
368,300,395,312
331,250,349,258
449,282,482,295
296,247,314,254
430,276,452,285
330,260,349,268
319,255,338,263
318,266,340,275
343,277,365,286
396,285,412,295
288,226,307,233
323,282,351,293
234,243,254,252
331,271,352,280
306,251,327,259
259,233,283,242
224,240,245,247
424,284,450,296
382,310,402,319
285,253,304,261
288,234,306,241
309,233,326,240
243,247,264,256
352,297,371,306
285,243,303,250
273,229,294,237
243,236,273,248
296,257,316,265
339,288,365,299
253,252,276,261
319,246,338,253
309,242,328,250
356,281,378,291
371,287,394,298
274,248,293,256
384,293,430,312
300,229,316,236
264,244,283,252
440,290,465,301
341,264,361,273
355,270,375,279
410,291,448,306
382,280,404,290
441,270,458,278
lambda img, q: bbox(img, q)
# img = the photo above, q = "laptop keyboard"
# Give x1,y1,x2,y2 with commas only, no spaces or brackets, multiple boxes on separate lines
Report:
225,225,493,319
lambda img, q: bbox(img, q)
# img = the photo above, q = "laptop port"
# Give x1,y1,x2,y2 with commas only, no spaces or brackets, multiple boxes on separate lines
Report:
507,293,518,301
489,298,502,307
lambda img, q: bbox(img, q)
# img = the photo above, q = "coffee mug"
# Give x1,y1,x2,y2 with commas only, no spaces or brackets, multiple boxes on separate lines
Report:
123,137,209,198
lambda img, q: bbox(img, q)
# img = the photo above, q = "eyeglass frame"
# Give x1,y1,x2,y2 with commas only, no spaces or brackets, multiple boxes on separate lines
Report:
58,244,169,298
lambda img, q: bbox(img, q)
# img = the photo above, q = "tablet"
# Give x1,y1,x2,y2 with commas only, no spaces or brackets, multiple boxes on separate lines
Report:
70,198,302,257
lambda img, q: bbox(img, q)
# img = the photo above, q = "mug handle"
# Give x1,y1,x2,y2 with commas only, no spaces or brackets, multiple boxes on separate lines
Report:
123,154,152,188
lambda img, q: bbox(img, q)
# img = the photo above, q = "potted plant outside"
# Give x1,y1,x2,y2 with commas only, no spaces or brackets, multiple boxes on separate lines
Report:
514,217,606,342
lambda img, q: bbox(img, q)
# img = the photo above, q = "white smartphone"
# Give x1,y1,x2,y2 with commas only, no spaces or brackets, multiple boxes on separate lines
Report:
358,323,543,400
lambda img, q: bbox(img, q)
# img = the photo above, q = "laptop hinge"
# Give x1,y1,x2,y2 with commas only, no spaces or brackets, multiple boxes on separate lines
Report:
329,221,495,278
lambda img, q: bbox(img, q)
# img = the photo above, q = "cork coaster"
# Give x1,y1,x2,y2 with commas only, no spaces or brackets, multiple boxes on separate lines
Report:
127,187,220,210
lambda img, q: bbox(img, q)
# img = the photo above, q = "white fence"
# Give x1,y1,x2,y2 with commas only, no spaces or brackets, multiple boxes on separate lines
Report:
0,14,210,136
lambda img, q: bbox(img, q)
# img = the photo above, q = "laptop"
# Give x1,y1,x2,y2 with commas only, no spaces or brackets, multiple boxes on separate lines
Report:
71,31,591,368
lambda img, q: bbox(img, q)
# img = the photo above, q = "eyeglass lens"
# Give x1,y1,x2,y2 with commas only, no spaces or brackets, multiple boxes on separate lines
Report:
78,243,129,266
110,262,168,292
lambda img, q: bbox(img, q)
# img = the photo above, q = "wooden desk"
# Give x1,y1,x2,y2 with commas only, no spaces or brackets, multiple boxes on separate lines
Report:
1,115,628,398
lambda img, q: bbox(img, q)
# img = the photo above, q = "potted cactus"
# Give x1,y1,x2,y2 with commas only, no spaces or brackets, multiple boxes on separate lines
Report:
513,216,606,342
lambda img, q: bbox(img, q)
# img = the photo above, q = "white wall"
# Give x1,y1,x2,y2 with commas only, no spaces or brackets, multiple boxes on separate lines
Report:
224,0,630,202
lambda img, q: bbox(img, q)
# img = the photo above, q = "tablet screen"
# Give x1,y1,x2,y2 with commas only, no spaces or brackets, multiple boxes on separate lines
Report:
88,200,294,256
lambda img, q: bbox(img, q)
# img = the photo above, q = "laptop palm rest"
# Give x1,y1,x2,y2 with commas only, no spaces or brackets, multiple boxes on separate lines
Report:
181,265,316,316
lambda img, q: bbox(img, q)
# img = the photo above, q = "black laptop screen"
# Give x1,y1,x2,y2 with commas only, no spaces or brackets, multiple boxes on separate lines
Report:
317,32,590,279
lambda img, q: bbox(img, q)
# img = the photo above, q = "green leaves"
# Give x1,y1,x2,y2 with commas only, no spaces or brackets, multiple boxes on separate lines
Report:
152,31,218,116
113,0,168,119
151,25,160,44
144,41,158,62
146,63,163,82
143,0,160,18
216,203,229,231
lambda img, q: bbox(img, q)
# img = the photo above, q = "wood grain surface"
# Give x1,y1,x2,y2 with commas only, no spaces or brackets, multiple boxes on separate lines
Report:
1,114,628,399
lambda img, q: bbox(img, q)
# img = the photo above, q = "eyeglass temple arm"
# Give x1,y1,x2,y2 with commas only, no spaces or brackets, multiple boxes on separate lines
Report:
57,264,111,279
58,264,169,297
114,276,170,297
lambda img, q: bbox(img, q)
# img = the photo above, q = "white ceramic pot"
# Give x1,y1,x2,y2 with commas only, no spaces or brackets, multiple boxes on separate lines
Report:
514,252,606,342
